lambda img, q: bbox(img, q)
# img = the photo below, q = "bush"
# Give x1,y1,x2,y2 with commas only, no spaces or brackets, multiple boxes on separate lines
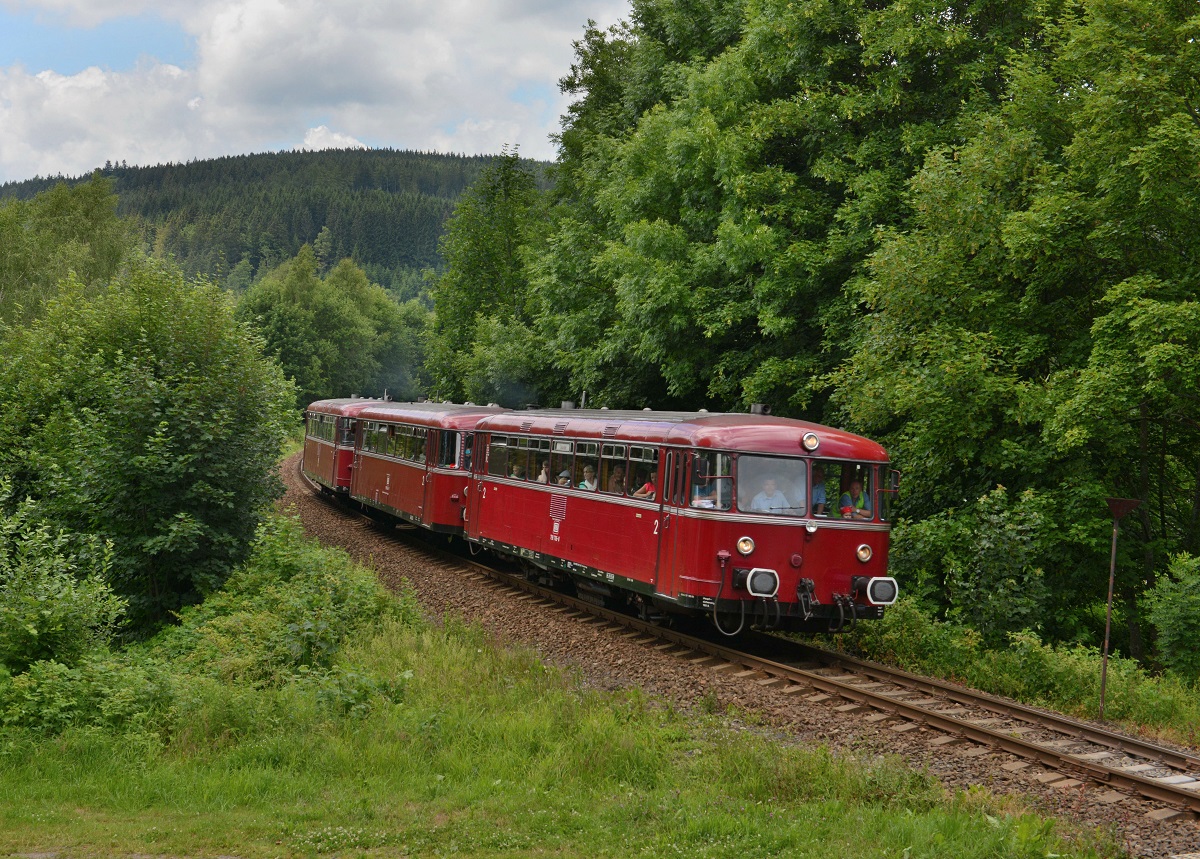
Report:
1145,553,1200,682
0,514,419,735
0,486,125,672
154,515,409,686
0,258,296,631
889,486,1049,646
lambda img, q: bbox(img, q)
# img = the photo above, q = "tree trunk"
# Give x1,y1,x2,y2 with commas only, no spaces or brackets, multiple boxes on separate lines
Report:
1124,590,1147,662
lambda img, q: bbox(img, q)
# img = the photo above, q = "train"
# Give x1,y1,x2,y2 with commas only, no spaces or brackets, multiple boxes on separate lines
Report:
303,397,899,635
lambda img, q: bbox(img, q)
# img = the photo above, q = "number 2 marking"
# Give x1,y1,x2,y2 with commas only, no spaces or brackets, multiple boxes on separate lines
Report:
653,519,660,535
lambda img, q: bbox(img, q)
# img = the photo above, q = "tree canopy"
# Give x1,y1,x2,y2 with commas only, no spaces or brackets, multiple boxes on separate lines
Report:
238,245,429,408
430,0,1200,659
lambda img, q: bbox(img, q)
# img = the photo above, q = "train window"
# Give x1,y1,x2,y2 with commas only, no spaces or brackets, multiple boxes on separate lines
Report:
508,437,532,480
737,456,807,517
627,446,659,499
667,451,687,506
876,469,897,522
487,435,509,477
691,452,732,510
550,440,574,487
337,419,354,446
529,438,550,482
599,443,627,494
810,460,874,519
575,442,599,490
438,431,458,468
308,414,336,443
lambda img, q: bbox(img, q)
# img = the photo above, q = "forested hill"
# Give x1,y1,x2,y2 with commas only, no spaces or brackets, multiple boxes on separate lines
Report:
0,149,542,297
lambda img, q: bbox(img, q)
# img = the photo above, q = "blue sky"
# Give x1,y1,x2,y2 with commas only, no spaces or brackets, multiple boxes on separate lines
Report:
0,9,194,74
0,0,629,183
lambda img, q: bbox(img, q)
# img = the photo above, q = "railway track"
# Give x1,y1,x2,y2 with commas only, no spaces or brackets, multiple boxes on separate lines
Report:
300,466,1200,822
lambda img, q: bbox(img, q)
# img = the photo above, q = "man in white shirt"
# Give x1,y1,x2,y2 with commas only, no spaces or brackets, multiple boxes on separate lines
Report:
750,477,789,514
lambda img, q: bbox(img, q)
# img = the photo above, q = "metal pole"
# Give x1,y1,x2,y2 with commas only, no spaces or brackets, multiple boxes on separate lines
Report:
1100,497,1140,721
1100,516,1119,720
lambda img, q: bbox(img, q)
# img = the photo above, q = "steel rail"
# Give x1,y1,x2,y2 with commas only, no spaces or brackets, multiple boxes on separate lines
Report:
770,640,1200,772
298,463,1200,815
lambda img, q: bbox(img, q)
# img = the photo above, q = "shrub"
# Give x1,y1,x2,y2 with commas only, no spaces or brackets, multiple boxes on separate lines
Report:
0,514,419,736
154,515,405,686
0,258,297,631
0,486,125,672
1145,553,1200,682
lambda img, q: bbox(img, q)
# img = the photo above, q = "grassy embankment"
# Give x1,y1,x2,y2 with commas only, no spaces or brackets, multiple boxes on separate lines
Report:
0,516,1120,858
839,600,1200,748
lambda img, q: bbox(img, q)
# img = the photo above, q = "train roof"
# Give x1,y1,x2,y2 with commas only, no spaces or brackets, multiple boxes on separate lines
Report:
478,409,889,462
354,401,508,429
305,397,387,417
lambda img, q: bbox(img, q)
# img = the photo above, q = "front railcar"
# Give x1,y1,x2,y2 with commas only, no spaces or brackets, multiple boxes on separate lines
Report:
658,419,898,634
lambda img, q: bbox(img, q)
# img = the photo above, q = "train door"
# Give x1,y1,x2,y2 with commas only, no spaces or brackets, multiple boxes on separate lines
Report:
465,432,486,540
654,448,689,597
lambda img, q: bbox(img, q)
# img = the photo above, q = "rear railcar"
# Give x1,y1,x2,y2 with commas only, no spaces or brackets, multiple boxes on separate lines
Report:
302,398,379,493
350,402,507,535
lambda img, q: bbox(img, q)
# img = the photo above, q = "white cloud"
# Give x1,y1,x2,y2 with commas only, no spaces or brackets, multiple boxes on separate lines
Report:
300,125,365,151
0,0,630,181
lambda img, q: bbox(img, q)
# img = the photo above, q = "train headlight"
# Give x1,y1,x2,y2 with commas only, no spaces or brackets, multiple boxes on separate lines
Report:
856,543,873,563
736,536,755,556
802,432,820,451
746,568,779,598
866,576,898,605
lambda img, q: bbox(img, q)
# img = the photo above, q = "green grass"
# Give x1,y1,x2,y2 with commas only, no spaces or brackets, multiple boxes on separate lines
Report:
838,599,1200,747
0,521,1121,858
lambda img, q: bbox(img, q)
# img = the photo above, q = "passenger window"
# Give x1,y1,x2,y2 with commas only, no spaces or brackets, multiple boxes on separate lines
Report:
529,438,551,483
600,444,627,494
508,438,531,480
575,442,599,490
628,446,659,500
487,435,509,477
550,440,574,487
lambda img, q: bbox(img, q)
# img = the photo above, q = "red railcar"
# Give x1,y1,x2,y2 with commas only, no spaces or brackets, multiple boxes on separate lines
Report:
349,402,507,535
466,409,898,634
302,398,381,493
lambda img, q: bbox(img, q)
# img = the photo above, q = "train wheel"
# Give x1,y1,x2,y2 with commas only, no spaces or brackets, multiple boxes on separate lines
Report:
636,598,671,627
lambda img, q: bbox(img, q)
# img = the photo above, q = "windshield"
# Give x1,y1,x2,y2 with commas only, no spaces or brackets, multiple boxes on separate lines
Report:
737,456,807,517
813,460,877,521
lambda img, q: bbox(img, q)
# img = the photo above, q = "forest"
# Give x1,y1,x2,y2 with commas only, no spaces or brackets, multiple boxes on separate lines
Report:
0,148,524,299
0,0,1197,717
426,0,1200,673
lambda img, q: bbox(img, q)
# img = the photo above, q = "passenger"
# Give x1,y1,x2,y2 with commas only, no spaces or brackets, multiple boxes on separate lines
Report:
607,465,626,494
632,470,657,500
509,464,527,480
839,479,872,519
578,465,598,490
692,478,715,508
750,477,789,514
536,460,550,483
557,470,572,486
811,465,827,515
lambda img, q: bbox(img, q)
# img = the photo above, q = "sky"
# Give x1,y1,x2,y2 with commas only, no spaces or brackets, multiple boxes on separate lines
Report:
0,0,630,183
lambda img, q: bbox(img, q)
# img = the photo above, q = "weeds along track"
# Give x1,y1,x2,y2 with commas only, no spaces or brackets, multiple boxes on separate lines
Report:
294,460,1200,839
